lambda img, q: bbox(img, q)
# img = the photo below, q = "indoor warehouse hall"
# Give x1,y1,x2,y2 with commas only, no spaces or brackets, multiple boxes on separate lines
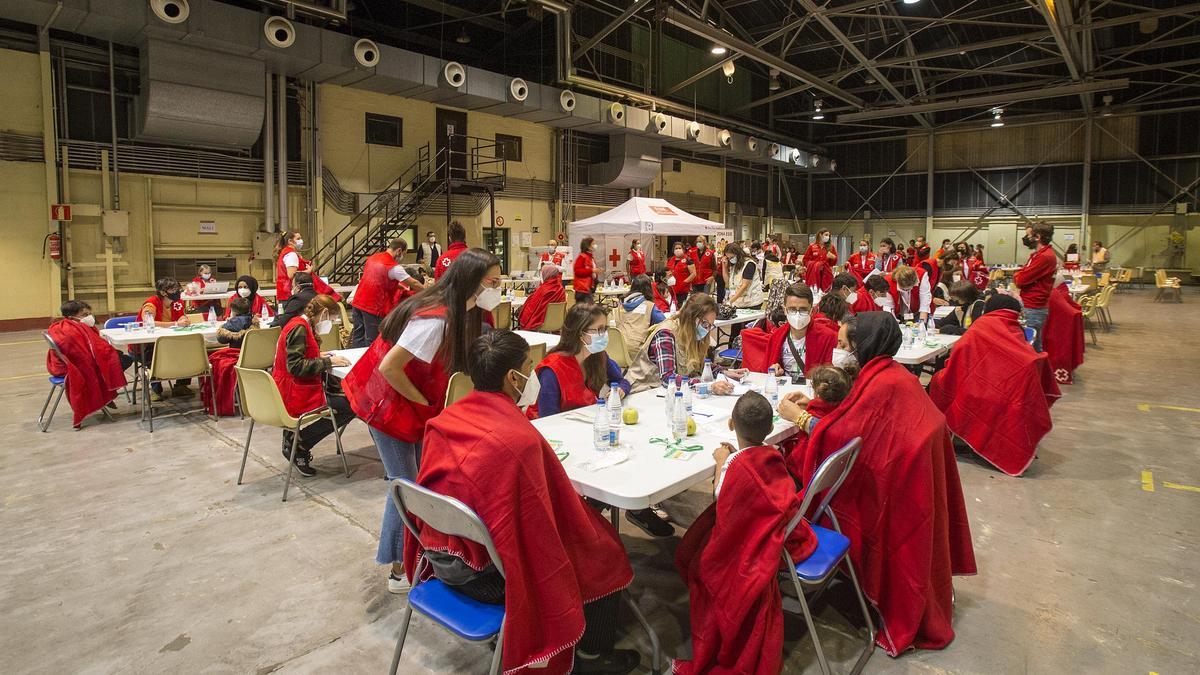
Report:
1,0,1199,674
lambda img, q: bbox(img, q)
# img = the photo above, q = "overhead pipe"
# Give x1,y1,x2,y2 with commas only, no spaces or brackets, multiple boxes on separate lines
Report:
107,40,120,210
263,70,275,232
276,72,288,234
838,80,1130,123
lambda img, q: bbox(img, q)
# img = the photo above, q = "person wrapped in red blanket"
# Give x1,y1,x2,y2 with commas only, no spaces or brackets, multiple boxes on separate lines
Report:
929,295,1061,476
518,264,567,330
403,331,640,675
674,392,816,675
785,312,977,656
1043,276,1085,384
46,300,131,428
740,283,837,381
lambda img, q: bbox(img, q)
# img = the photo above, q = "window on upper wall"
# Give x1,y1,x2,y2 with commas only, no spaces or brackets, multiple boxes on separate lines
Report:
496,133,523,162
365,113,403,147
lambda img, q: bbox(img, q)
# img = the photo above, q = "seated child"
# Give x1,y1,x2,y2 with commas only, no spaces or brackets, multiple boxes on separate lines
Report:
46,300,132,428
673,391,818,675
217,296,258,348
777,365,853,445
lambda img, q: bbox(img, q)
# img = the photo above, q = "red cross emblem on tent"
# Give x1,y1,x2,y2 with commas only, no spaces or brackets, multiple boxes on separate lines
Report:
609,249,622,267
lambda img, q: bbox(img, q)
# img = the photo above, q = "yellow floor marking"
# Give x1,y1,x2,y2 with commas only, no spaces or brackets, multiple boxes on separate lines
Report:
0,340,43,347
1137,403,1200,413
1142,470,1155,492
0,373,47,381
1164,482,1200,493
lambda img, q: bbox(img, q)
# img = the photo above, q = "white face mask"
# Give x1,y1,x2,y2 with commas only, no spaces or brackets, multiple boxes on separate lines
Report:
821,236,830,243
786,310,811,331
674,250,684,258
475,285,503,311
665,275,677,287
238,287,252,298
874,296,890,308
845,291,858,305
294,238,304,249
859,246,868,253
201,273,211,280
513,369,540,409
80,314,96,327
832,348,858,369
953,273,963,283
315,318,333,335
899,285,914,294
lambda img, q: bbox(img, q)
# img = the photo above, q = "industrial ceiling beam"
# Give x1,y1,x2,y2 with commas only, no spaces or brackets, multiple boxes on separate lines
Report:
574,0,652,61
836,79,1129,122
662,14,811,97
396,0,511,33
661,6,865,107
1033,0,1090,111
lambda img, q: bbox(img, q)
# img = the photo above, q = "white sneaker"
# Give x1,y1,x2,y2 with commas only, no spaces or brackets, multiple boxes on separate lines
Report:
388,573,411,594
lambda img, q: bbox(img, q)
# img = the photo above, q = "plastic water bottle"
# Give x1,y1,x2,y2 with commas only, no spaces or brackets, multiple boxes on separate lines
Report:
142,309,156,332
261,303,271,324
927,316,938,337
207,307,218,324
606,384,622,447
765,373,779,408
681,378,694,417
698,359,714,398
672,391,688,441
916,320,927,344
593,399,611,452
664,377,677,422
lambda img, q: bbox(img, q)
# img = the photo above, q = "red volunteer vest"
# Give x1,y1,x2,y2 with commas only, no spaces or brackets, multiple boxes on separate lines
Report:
848,252,876,281
143,295,186,322
667,256,691,296
275,246,300,301
628,250,646,277
352,250,403,318
272,317,327,416
887,268,927,319
434,241,468,280
689,247,715,284
342,306,452,443
572,252,596,293
223,293,273,319
527,352,597,419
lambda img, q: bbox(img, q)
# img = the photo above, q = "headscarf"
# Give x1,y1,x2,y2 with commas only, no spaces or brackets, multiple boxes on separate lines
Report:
848,311,902,363
236,274,260,298
540,264,562,281
984,293,1023,315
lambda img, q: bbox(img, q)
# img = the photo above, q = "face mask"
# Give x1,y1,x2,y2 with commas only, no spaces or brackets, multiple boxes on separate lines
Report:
873,296,889,308
238,287,252,298
80,314,96,327
167,291,182,302
201,273,211,280
696,242,705,250
1021,235,1034,249
315,318,333,335
953,273,963,283
787,310,811,331
584,330,609,354
743,247,751,255
512,369,540,409
832,348,858,369
899,285,914,294
859,246,868,253
475,285,503,311
756,252,765,261
846,292,858,305
695,321,710,341
666,275,677,286
295,238,304,249
674,250,684,258
821,235,830,243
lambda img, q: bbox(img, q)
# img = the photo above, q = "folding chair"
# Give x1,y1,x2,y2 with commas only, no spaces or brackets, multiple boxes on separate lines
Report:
1079,297,1099,345
234,367,349,501
39,333,69,432
445,372,475,407
141,333,215,433
1023,326,1037,345
528,341,546,366
234,326,282,417
541,302,566,333
104,315,142,404
492,301,512,331
1154,269,1182,303
782,438,874,675
388,478,507,675
606,327,631,371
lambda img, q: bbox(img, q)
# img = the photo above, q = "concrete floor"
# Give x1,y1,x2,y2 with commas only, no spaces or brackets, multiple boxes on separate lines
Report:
1,287,1197,674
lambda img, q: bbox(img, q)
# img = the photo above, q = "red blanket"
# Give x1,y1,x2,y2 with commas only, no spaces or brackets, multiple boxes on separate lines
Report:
674,446,816,675
404,391,632,675
804,260,833,292
46,319,127,427
928,310,1060,476
741,321,837,375
787,356,977,656
202,347,240,417
518,279,566,330
1043,284,1085,384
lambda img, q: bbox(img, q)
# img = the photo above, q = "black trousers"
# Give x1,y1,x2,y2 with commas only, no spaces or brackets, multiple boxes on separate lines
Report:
453,571,621,655
575,291,594,304
715,275,726,304
350,307,384,349
287,392,356,452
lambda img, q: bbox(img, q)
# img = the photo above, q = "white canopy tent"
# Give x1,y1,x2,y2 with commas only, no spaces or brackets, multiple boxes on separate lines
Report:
565,197,730,279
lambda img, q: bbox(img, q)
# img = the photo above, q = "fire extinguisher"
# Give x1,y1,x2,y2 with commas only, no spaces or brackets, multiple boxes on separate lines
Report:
46,232,63,261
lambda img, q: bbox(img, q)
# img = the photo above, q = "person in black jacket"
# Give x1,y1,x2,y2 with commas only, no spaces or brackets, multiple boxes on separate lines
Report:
935,280,985,335
272,271,318,329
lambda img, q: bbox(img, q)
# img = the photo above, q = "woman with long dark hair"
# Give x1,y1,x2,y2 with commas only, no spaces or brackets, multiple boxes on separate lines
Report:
342,248,502,594
573,236,600,304
274,230,341,302
529,303,630,418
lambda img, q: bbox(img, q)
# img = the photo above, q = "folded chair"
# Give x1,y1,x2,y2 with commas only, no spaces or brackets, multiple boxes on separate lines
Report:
234,366,349,501
1154,269,1182,303
782,437,875,675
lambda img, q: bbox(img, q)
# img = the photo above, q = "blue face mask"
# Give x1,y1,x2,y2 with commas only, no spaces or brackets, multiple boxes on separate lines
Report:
585,330,609,354
695,321,710,341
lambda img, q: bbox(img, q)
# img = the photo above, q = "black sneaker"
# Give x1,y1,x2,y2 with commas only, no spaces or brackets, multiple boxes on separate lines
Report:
625,508,675,538
282,440,317,477
571,649,640,675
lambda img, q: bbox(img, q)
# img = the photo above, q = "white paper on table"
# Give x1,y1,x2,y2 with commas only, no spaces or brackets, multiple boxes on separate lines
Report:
716,374,751,395
579,447,630,471
690,404,730,425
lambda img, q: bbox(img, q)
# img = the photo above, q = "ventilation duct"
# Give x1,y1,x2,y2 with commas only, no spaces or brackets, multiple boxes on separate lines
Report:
263,16,294,48
150,0,189,24
587,133,661,189
136,38,264,148
509,87,580,124
353,39,379,68
478,79,545,117
437,66,511,110
404,58,469,103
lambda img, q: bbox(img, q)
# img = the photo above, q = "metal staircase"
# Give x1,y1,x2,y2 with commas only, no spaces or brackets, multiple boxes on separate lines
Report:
313,136,507,284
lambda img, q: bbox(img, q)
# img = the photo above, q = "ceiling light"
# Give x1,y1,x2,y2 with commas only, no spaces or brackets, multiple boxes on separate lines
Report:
1102,94,1114,117
903,0,921,4
456,28,471,45
711,45,727,56
991,107,1004,127
722,59,736,84
813,99,825,120
864,74,876,84
769,68,781,91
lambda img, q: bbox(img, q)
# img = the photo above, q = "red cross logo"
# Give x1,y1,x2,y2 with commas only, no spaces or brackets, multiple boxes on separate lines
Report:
608,249,622,267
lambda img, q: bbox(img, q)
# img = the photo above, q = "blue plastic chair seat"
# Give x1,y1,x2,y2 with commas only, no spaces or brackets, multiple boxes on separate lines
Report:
49,375,66,386
794,524,850,582
718,348,740,359
408,579,505,641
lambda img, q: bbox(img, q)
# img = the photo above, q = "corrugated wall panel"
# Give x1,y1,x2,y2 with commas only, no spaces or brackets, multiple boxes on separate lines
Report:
907,117,1136,171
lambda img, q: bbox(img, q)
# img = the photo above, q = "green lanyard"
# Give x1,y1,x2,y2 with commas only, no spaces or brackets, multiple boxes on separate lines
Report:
649,436,704,457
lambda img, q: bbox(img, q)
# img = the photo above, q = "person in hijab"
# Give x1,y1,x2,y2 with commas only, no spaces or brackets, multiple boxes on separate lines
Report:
518,264,567,331
778,311,977,656
224,275,274,319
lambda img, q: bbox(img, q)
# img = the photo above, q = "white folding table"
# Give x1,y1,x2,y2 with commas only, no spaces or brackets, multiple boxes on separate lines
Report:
893,333,960,366
100,324,221,348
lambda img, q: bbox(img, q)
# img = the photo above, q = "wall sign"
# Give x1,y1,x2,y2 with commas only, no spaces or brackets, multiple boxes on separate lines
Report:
199,220,217,234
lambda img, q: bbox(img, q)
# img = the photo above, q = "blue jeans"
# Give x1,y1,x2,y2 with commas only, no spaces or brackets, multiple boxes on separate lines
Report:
370,426,422,565
1024,306,1048,352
